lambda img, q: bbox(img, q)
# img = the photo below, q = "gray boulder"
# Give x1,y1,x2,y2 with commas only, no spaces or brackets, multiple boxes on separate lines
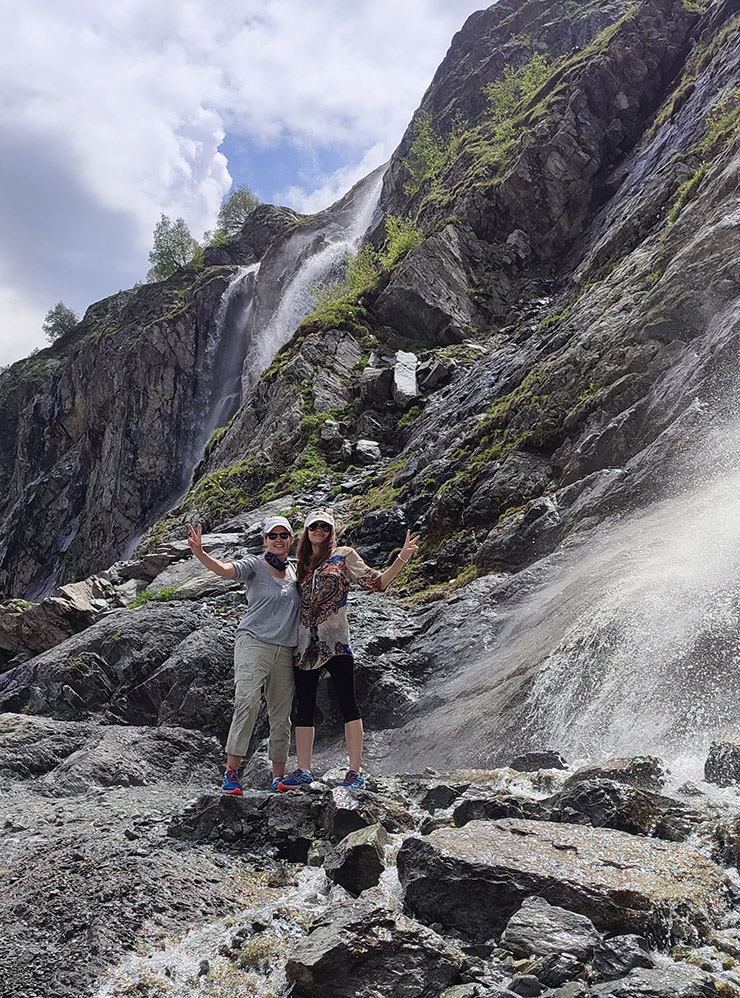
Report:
589,963,720,997
529,952,585,988
509,751,568,772
285,895,462,998
508,975,546,997
453,790,550,826
374,225,478,346
324,823,389,895
705,739,740,787
355,439,383,464
564,758,667,792
591,935,654,980
325,787,415,842
393,351,419,406
501,896,599,961
397,819,731,943
168,789,331,861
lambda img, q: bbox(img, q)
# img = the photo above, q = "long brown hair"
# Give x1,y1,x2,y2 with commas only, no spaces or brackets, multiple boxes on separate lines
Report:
297,526,337,580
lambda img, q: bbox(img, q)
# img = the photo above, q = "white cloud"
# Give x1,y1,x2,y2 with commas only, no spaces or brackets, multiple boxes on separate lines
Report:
0,0,485,366
276,143,390,214
0,286,45,368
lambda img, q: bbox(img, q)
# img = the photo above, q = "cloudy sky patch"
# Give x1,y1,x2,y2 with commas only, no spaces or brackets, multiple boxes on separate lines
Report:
0,0,484,366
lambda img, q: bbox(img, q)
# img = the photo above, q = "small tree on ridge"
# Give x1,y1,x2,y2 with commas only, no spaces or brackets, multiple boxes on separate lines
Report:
147,214,200,282
42,301,79,341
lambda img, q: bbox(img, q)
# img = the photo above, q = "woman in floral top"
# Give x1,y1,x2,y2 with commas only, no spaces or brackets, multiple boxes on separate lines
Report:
278,509,419,791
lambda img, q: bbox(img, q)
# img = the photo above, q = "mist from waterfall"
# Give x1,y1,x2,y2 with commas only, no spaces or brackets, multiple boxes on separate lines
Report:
380,414,740,782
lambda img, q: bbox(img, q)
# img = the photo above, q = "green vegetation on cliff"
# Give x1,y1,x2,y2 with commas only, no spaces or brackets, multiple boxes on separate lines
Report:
304,214,423,329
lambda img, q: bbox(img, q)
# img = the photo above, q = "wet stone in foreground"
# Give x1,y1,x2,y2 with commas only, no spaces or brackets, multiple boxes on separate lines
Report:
397,818,732,944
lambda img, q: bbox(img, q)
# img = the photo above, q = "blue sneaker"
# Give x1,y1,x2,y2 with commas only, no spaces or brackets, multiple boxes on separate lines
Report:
278,768,314,792
222,768,243,796
342,769,365,790
271,777,281,792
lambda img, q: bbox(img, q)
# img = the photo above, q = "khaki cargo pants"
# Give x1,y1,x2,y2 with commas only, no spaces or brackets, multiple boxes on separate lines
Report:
225,633,294,762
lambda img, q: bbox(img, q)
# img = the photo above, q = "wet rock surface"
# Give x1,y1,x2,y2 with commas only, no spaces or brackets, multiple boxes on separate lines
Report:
285,893,463,998
397,817,732,943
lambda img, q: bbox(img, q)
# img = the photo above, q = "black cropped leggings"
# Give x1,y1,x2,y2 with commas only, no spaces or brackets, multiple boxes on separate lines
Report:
294,655,362,726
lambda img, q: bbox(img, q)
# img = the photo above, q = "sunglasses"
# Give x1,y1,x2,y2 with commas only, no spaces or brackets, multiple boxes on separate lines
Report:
308,522,332,533
266,531,291,540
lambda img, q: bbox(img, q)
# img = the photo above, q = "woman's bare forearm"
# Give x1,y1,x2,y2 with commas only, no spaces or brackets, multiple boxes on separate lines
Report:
192,547,237,579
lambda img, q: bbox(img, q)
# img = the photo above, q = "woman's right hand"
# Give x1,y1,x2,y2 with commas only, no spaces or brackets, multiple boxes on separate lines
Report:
187,523,203,556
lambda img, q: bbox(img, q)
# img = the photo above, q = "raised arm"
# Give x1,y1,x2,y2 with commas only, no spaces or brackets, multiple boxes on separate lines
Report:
379,529,420,591
187,523,237,579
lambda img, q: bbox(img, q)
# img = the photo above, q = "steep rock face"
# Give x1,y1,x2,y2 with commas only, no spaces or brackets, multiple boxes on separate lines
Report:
0,269,234,599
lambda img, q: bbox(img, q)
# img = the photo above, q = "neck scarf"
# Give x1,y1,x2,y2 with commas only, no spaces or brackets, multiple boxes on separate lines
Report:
264,551,288,572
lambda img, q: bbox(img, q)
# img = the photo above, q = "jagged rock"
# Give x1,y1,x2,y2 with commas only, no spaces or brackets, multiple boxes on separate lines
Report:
418,782,470,813
705,739,740,788
238,203,302,258
564,758,667,793
0,584,109,666
552,985,589,998
501,896,600,961
0,713,221,794
453,789,550,826
393,351,419,406
168,789,330,861
509,751,568,772
359,366,394,404
397,819,731,943
374,226,478,346
546,779,659,836
323,823,389,894
591,935,655,980
529,952,585,988
355,439,383,464
508,975,546,997
0,603,234,739
319,420,341,449
417,357,454,392
325,787,415,842
285,894,463,998
589,962,720,997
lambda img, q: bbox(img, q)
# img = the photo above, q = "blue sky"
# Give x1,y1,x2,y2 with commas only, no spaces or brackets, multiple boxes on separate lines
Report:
0,1,486,367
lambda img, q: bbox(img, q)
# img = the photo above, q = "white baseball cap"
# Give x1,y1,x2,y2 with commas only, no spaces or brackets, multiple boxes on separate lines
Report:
262,516,293,535
304,509,335,529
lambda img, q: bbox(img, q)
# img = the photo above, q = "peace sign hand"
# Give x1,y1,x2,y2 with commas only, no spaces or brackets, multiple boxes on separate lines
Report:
400,529,420,562
187,523,204,556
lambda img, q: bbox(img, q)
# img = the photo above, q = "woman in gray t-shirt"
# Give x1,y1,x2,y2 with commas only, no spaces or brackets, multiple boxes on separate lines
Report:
187,516,300,795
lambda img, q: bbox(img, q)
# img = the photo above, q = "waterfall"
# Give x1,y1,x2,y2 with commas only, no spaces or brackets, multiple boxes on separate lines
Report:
240,166,385,394
200,262,260,446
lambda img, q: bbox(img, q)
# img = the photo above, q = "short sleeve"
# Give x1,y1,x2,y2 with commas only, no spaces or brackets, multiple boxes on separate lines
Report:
230,554,258,581
344,547,382,592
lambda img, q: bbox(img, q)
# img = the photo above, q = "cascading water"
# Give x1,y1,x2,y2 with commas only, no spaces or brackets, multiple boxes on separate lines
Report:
378,418,740,781
200,262,260,446
240,165,385,394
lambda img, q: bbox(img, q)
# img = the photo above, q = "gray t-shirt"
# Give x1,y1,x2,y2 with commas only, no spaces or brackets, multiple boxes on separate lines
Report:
230,555,300,647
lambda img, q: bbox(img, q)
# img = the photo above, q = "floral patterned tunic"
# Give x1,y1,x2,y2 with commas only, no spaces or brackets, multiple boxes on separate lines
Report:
295,546,382,671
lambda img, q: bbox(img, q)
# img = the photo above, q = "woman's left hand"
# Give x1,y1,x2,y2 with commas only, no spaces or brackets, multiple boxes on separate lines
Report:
400,529,420,562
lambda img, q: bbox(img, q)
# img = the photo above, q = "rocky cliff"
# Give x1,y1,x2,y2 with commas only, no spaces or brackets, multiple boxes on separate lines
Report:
4,0,740,992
